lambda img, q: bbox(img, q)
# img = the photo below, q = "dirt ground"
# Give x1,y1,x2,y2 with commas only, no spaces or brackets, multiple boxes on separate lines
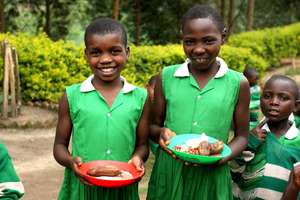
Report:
0,107,153,200
0,127,63,200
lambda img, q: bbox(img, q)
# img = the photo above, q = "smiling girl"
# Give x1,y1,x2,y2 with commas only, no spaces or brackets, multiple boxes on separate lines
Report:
53,17,150,200
147,4,250,200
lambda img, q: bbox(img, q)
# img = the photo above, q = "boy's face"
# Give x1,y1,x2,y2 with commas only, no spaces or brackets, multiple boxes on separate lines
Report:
246,72,259,87
84,33,129,83
261,80,297,122
182,18,224,71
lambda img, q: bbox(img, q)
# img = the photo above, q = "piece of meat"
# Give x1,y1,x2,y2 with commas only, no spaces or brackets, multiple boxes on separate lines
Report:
87,165,121,177
198,141,210,156
209,140,224,155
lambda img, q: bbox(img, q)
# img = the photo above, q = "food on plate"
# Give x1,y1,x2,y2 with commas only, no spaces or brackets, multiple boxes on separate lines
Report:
87,165,121,177
198,141,210,156
96,170,134,180
173,133,224,156
87,164,134,180
210,140,224,155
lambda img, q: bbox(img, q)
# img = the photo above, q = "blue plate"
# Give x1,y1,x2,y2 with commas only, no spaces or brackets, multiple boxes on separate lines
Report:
167,134,231,164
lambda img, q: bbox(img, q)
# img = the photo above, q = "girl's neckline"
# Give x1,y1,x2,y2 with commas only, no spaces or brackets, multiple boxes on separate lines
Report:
188,62,220,89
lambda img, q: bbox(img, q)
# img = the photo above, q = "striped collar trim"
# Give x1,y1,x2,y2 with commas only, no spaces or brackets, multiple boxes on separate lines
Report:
80,75,136,93
262,120,299,140
174,57,229,78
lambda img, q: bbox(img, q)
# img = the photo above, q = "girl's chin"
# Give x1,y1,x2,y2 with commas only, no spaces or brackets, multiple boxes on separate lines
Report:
94,74,120,82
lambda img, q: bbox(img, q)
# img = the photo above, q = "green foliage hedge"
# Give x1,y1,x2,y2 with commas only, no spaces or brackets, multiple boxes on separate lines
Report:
0,23,299,103
228,23,300,67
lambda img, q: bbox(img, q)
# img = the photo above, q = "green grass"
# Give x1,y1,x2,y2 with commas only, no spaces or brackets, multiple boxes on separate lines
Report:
284,66,300,76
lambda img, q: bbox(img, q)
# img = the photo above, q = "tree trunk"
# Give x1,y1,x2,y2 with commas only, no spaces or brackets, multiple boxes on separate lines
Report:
220,0,225,19
0,0,4,32
227,0,235,34
134,0,141,46
44,0,51,36
246,0,255,31
112,0,120,20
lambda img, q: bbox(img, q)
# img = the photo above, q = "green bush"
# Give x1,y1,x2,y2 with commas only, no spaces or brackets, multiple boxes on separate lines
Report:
0,23,298,103
228,23,300,67
220,45,268,74
0,33,90,102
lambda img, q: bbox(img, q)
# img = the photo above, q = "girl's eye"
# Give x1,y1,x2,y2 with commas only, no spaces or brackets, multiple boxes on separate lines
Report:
183,40,194,46
111,49,123,55
205,39,216,45
89,50,100,57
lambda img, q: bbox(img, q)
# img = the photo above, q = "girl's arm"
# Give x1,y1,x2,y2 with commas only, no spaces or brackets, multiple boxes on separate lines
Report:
223,77,250,163
130,95,151,171
149,74,175,154
53,93,89,184
150,74,166,142
53,93,73,168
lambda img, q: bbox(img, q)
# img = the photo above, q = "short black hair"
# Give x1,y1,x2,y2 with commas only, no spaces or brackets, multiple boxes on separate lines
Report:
243,66,258,77
181,4,225,33
84,17,127,47
265,75,300,100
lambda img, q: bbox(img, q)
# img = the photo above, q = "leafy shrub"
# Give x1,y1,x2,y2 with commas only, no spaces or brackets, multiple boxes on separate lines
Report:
0,23,298,103
228,23,300,67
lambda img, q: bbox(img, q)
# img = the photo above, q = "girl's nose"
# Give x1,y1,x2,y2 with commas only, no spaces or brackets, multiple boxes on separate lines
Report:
99,53,113,64
193,44,205,54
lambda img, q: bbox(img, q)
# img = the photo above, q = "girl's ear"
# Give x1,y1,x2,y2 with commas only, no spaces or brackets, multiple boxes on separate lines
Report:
126,46,130,59
221,28,227,44
84,48,88,60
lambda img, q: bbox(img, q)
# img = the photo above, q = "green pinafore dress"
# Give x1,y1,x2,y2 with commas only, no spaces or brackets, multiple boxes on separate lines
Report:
147,58,242,200
58,76,147,200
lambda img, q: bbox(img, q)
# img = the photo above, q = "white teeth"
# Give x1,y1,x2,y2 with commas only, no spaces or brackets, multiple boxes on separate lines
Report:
100,68,114,73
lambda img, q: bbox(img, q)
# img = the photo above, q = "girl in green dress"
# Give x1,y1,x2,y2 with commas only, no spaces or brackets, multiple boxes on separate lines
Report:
147,4,250,200
0,143,24,199
53,17,150,200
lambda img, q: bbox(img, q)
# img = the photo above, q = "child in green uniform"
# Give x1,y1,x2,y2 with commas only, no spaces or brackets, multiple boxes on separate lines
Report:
293,89,300,129
0,143,24,199
53,17,150,200
231,75,300,200
147,5,250,200
243,66,261,129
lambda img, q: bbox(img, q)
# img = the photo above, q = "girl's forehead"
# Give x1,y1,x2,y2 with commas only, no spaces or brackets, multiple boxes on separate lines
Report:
88,33,122,41
183,18,220,34
86,33,125,47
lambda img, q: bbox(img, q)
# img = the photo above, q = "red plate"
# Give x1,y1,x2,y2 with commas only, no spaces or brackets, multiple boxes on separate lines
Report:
79,160,144,188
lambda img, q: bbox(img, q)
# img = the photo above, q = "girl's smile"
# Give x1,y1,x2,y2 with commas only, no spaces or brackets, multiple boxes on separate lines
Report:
95,66,118,76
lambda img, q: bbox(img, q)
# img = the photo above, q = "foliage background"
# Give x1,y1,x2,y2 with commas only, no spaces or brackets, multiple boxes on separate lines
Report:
3,0,300,44
1,1,300,103
0,23,299,103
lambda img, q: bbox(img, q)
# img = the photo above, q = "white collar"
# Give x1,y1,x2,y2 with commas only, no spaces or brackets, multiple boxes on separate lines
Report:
262,120,299,140
174,57,229,78
80,75,136,93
